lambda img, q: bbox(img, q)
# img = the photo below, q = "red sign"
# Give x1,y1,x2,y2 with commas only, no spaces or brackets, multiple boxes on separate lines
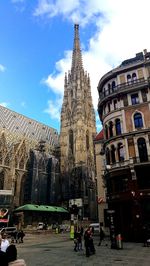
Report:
97,197,104,204
0,208,9,223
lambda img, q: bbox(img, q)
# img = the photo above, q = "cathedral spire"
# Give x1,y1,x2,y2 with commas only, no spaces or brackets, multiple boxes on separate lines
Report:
71,24,83,72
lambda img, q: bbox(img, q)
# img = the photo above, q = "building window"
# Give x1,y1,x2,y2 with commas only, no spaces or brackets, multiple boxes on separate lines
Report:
109,121,113,137
134,113,143,128
137,138,148,162
131,93,139,105
0,172,4,190
132,73,137,82
108,83,111,94
111,145,116,163
117,143,125,161
108,102,111,112
103,87,106,97
141,89,147,102
123,95,128,107
69,129,74,154
127,74,131,83
103,104,106,115
112,81,116,91
115,119,121,135
114,99,117,110
86,130,89,150
106,148,110,165
105,125,108,139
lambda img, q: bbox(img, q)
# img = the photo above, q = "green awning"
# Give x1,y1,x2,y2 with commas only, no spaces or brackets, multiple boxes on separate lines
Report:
13,204,68,213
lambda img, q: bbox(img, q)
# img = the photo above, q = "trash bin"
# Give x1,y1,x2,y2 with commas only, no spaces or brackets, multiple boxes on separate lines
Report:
116,234,123,249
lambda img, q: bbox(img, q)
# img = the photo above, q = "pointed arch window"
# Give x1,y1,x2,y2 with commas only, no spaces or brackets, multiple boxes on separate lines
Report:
106,148,110,165
86,131,89,150
0,172,4,190
134,113,143,128
117,143,125,161
111,145,116,163
137,138,148,162
109,121,113,138
115,119,121,135
69,129,74,154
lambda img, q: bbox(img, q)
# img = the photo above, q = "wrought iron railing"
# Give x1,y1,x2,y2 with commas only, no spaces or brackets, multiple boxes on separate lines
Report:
99,78,148,102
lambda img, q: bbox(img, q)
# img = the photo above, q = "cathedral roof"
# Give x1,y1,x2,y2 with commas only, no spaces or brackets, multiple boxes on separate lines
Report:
0,105,58,146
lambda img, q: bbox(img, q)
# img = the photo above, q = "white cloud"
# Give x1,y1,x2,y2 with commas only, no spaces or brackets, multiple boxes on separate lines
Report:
35,0,150,124
0,64,6,72
42,51,72,95
44,98,62,120
0,102,9,108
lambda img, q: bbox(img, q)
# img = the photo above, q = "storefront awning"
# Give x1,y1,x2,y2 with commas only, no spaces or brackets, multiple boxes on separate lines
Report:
13,204,68,213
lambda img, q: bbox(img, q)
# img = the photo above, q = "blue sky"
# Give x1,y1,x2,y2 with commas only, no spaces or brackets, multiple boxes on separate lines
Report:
1,0,150,133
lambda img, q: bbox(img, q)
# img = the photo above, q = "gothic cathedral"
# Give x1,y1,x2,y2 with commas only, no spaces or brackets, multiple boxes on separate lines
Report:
60,25,97,219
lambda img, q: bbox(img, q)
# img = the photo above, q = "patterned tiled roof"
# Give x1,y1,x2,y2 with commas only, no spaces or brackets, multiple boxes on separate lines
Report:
0,105,58,147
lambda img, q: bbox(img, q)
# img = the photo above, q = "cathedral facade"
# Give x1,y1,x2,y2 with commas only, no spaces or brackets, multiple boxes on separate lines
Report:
59,25,97,219
0,105,60,212
0,24,98,222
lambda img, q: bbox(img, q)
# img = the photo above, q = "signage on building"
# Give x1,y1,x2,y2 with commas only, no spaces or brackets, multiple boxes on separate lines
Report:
97,197,104,204
69,198,83,207
0,190,13,195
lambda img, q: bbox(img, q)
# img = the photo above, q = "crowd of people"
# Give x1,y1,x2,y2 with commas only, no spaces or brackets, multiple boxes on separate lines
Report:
73,225,105,257
11,230,25,244
0,231,26,266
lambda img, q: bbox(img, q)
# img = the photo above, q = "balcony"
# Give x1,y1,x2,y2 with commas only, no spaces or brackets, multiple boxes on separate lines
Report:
103,156,150,172
99,78,148,104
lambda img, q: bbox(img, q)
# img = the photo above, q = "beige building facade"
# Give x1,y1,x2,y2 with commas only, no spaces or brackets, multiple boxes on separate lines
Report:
98,50,150,241
94,130,108,227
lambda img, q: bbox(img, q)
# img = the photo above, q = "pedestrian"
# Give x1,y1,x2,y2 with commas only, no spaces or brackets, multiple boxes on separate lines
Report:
98,227,105,246
0,235,8,266
6,243,17,264
84,227,91,257
89,227,95,255
12,230,18,244
20,230,25,243
17,230,25,243
80,225,84,236
77,229,83,251
74,227,79,252
84,226,95,257
1,232,10,252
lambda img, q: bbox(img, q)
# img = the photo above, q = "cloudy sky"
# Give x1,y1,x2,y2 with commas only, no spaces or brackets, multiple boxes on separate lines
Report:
1,0,150,132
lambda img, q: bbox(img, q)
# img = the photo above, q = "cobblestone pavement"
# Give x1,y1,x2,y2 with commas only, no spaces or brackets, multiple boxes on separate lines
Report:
16,233,150,266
